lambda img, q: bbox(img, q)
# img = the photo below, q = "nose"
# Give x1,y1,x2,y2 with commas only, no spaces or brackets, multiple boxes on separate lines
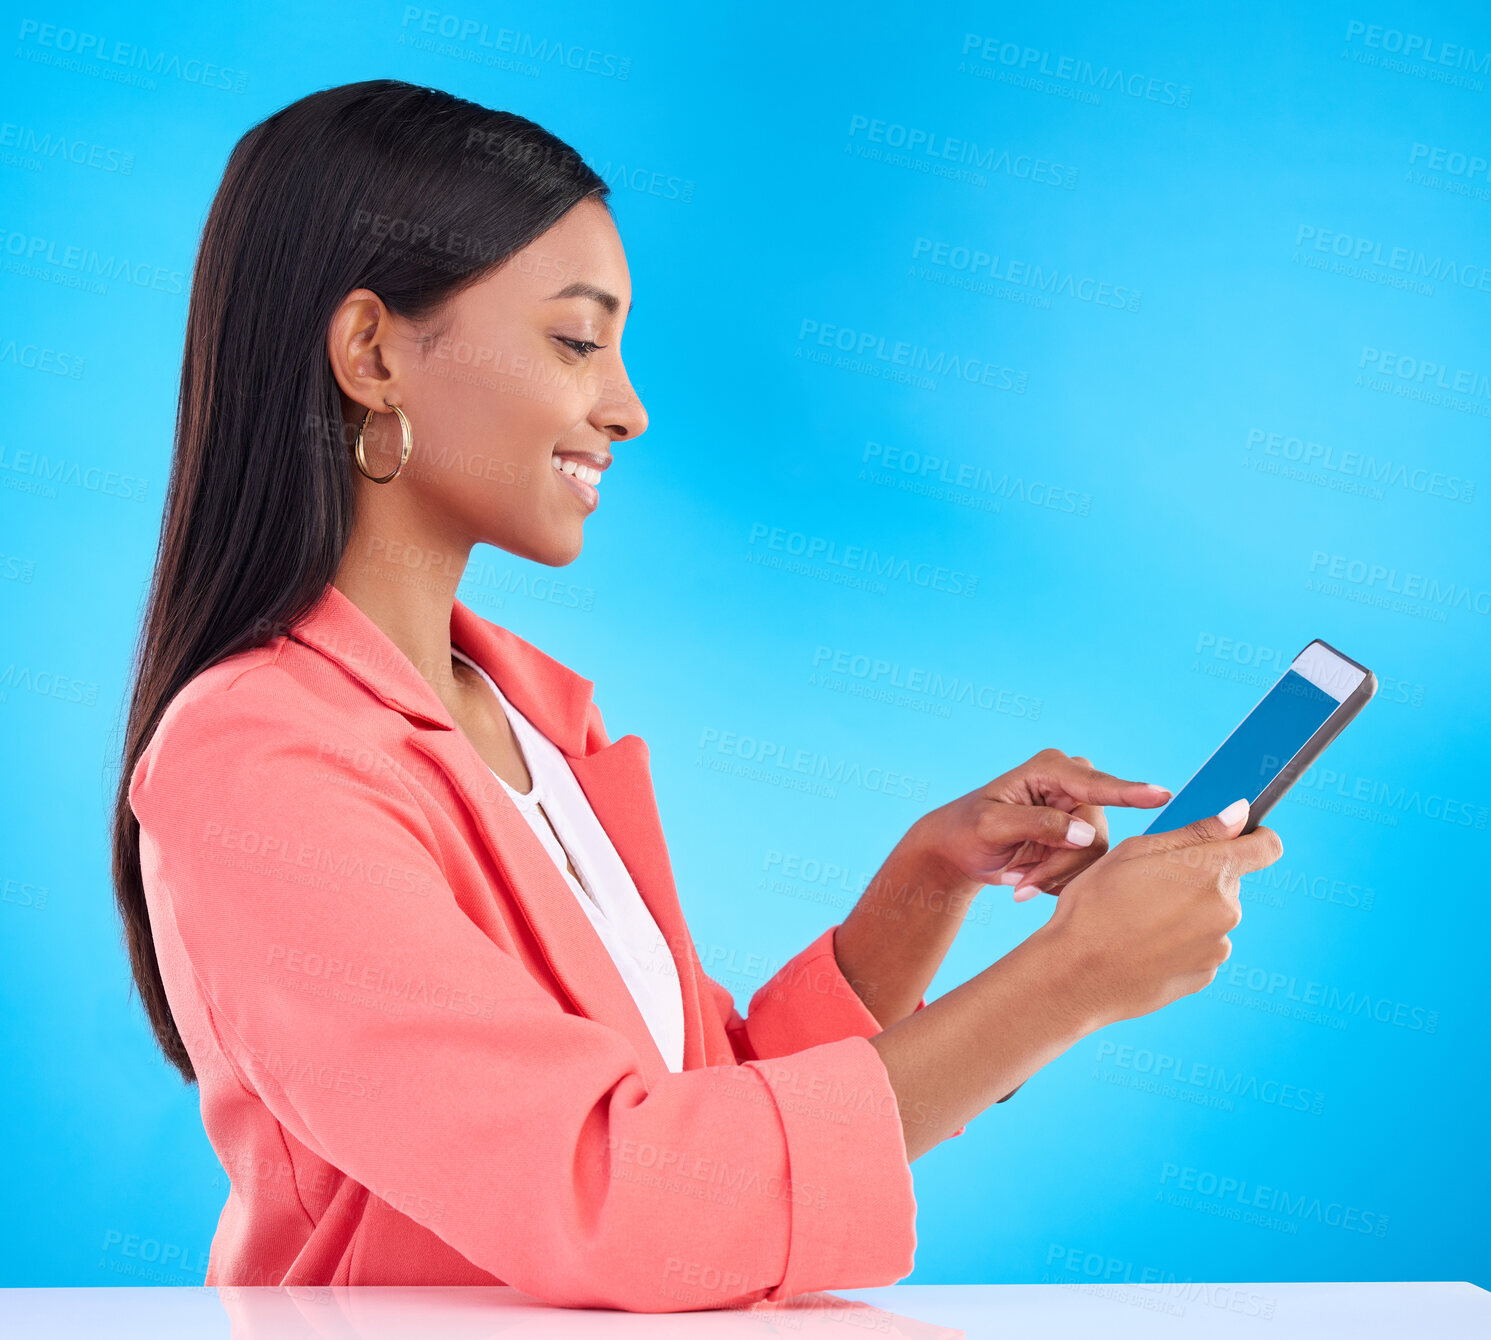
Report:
592,357,648,441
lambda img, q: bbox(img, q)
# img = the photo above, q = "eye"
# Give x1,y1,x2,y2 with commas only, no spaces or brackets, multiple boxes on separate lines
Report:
557,336,607,358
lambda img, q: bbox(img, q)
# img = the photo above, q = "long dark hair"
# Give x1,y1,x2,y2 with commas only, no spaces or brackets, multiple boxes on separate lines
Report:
112,80,610,1081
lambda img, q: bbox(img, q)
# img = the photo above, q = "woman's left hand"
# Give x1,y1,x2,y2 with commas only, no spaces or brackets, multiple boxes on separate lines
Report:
913,747,1173,901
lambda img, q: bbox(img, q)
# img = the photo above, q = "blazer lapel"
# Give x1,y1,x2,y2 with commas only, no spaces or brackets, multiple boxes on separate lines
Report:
407,728,672,1083
444,599,714,1070
290,584,696,1081
566,739,708,1071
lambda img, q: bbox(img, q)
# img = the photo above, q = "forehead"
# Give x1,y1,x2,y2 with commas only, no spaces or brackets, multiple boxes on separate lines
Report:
496,198,630,304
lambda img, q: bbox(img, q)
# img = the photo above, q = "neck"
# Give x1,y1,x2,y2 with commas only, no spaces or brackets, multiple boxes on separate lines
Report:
332,514,475,704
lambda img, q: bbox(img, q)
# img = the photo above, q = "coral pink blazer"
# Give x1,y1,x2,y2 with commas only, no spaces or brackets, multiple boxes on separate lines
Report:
128,582,917,1310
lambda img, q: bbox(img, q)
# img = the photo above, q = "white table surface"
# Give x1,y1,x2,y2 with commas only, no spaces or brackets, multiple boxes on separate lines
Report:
1,1281,1486,1337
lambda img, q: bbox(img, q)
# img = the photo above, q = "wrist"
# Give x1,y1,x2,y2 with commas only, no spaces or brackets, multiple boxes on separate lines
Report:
899,815,983,907
1016,919,1116,1039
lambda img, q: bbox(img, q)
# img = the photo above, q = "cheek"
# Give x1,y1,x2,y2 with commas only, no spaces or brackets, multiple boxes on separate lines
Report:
408,374,582,510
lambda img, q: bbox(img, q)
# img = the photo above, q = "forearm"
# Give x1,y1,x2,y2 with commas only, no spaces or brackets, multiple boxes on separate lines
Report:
868,923,1104,1160
833,820,983,1026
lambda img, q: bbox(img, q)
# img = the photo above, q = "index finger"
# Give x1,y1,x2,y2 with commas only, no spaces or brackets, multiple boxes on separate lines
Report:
1032,752,1173,811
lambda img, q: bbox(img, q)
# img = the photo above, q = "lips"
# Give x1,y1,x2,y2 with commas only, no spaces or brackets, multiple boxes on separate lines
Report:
552,452,605,510
552,448,611,476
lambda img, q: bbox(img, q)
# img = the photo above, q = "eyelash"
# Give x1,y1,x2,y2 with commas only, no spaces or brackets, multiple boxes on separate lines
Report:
558,337,607,358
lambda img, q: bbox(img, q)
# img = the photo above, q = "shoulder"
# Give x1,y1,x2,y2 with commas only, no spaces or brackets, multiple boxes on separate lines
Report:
129,638,409,822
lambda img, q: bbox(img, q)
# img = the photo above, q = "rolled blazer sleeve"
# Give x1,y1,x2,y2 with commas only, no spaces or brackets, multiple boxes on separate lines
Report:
700,927,910,1061
702,935,965,1137
129,668,917,1311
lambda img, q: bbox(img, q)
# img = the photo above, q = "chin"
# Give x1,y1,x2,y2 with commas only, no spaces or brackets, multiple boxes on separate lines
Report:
534,530,586,567
483,527,584,569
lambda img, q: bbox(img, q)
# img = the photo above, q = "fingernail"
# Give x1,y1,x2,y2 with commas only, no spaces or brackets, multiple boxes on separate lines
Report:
1218,798,1249,826
1066,818,1096,847
1012,885,1044,902
1141,783,1172,798
995,871,1023,885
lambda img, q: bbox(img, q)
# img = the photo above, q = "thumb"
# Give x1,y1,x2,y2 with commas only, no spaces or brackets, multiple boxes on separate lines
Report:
980,802,1100,857
1140,797,1250,853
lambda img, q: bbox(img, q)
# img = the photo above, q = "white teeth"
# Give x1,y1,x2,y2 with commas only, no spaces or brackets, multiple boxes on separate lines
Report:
553,456,602,486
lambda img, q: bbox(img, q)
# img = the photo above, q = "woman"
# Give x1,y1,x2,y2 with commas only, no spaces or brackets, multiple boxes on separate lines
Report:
112,79,1282,1311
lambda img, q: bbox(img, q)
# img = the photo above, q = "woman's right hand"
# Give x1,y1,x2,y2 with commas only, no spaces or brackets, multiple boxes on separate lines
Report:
1038,798,1284,1027
867,796,1286,1159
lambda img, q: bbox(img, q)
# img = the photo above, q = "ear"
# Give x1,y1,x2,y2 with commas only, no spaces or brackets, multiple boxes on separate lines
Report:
326,288,401,413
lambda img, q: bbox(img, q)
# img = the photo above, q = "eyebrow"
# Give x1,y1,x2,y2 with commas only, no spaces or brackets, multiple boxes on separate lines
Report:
544,280,632,317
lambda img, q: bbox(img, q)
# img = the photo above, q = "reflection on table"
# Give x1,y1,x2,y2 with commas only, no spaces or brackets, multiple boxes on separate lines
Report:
1,1281,1488,1337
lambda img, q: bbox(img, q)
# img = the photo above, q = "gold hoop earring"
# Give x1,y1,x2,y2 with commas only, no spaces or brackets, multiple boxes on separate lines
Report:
353,403,413,484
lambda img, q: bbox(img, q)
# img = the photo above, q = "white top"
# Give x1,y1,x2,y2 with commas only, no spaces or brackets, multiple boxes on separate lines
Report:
451,647,686,1072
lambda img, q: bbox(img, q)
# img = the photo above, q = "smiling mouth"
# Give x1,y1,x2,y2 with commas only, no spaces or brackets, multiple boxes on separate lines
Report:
553,456,603,486
552,453,604,510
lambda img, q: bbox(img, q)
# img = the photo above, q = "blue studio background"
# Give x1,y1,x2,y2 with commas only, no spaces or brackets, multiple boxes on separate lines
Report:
3,0,1488,1294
